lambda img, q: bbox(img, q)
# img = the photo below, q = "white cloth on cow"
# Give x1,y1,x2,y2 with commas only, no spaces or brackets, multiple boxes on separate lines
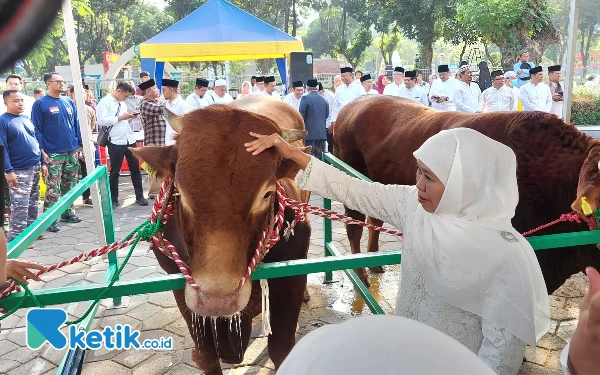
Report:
295,128,550,375
278,315,495,375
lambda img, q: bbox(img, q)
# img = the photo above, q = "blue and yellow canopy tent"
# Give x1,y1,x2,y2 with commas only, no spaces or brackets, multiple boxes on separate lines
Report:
139,0,303,89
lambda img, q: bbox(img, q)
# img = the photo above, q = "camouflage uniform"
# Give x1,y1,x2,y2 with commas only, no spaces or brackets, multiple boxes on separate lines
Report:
43,151,79,216
8,164,41,241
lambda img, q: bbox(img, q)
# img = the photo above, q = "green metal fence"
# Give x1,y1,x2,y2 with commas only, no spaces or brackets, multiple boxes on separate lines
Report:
2,153,600,374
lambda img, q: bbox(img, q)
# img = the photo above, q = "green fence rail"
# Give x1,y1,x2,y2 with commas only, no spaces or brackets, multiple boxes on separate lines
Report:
2,153,600,374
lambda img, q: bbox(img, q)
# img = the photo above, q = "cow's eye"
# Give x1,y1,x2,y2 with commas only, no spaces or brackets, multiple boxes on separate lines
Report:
264,191,273,199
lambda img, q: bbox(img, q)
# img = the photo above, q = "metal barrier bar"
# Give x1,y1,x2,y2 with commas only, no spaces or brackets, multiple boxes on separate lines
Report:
0,252,402,310
7,166,109,259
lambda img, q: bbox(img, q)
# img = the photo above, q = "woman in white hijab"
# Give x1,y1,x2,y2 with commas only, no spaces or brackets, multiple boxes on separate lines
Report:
239,80,252,98
245,128,550,375
278,315,496,375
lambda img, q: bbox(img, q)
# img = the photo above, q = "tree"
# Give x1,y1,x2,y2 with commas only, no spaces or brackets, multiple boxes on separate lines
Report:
578,0,600,76
440,16,484,63
165,0,206,20
375,26,401,66
457,0,559,70
303,7,372,68
371,0,457,69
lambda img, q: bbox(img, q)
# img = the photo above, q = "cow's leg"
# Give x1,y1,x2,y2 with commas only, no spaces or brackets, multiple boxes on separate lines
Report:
367,216,385,273
266,275,306,370
172,290,223,375
345,206,370,287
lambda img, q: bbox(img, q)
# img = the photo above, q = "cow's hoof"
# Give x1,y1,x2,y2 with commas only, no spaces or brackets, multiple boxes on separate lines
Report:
369,266,385,273
191,348,223,375
303,289,311,302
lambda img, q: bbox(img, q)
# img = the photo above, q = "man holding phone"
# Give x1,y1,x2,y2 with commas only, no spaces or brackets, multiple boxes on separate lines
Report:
96,82,147,210
548,65,563,119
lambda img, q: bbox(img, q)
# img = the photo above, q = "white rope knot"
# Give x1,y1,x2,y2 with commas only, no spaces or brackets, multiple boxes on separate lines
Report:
283,220,294,241
260,278,272,336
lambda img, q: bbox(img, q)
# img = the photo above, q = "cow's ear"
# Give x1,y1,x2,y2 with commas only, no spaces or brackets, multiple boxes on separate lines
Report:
276,146,312,179
129,145,176,178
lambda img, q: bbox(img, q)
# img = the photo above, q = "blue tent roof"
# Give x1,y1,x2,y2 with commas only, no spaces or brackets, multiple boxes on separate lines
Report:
143,0,298,45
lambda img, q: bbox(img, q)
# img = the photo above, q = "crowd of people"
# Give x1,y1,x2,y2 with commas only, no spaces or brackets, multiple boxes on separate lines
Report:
0,60,597,374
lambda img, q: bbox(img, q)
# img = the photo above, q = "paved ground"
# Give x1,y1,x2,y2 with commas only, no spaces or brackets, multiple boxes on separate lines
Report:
0,178,586,374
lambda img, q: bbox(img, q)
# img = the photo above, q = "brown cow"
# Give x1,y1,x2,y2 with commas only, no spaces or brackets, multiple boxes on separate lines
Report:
131,99,311,374
333,95,600,293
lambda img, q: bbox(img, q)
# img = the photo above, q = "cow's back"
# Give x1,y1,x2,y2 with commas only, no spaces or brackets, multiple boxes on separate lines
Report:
334,95,600,292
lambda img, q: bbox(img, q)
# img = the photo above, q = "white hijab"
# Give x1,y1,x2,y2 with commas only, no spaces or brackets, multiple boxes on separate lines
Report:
412,128,550,346
277,315,495,375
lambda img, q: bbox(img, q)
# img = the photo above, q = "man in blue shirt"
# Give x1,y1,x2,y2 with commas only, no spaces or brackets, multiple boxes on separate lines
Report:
1,90,48,242
513,51,536,88
31,72,83,232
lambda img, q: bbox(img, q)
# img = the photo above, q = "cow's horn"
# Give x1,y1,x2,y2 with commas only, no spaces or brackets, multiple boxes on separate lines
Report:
282,129,308,143
163,107,182,133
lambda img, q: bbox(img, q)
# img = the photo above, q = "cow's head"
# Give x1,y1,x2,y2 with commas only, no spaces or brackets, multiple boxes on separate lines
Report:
131,105,309,316
572,145,600,219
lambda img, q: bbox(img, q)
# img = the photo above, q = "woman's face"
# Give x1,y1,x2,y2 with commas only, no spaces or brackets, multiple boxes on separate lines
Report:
242,82,250,92
415,159,445,213
382,76,389,85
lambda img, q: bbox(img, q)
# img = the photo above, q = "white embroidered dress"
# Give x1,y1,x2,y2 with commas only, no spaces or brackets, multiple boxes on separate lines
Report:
295,156,538,375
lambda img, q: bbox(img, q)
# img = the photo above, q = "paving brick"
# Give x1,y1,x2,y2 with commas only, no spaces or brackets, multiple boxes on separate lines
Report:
556,320,578,342
112,348,155,368
100,314,142,331
536,333,567,351
142,307,181,330
7,357,54,375
81,360,130,374
6,327,26,346
0,339,19,356
3,346,39,364
0,360,20,373
148,291,178,308
132,352,180,375
524,346,549,366
166,363,202,375
127,301,163,321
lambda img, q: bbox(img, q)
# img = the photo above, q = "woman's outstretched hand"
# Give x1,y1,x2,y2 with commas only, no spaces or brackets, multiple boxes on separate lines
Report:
245,132,295,158
244,132,311,169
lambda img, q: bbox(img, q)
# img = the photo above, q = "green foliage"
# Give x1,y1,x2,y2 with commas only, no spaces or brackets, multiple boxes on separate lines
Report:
572,87,600,125
375,26,401,65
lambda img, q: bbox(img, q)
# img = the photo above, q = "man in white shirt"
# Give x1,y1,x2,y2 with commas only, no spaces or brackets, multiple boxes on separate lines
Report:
429,65,457,111
162,79,191,146
261,76,282,99
3,75,35,118
519,66,552,113
319,82,336,153
453,65,483,113
252,76,265,94
330,67,364,127
250,76,258,92
482,70,515,113
417,70,430,94
186,78,212,110
96,82,147,209
548,65,564,118
283,81,304,111
399,70,429,106
383,67,405,96
503,71,520,111
360,74,379,95
209,79,233,104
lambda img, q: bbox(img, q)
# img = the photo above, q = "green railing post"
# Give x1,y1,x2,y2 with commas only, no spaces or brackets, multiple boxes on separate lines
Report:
323,195,333,282
98,167,120,307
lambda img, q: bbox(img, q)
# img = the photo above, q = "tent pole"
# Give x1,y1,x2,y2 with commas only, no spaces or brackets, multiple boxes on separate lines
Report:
62,0,107,246
563,0,580,124
225,60,231,88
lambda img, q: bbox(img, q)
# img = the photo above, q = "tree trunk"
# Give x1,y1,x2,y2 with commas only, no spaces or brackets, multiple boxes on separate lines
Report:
581,26,595,78
22,60,32,77
459,41,468,63
291,0,297,37
559,39,568,66
422,41,433,70
496,42,515,72
484,43,491,62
